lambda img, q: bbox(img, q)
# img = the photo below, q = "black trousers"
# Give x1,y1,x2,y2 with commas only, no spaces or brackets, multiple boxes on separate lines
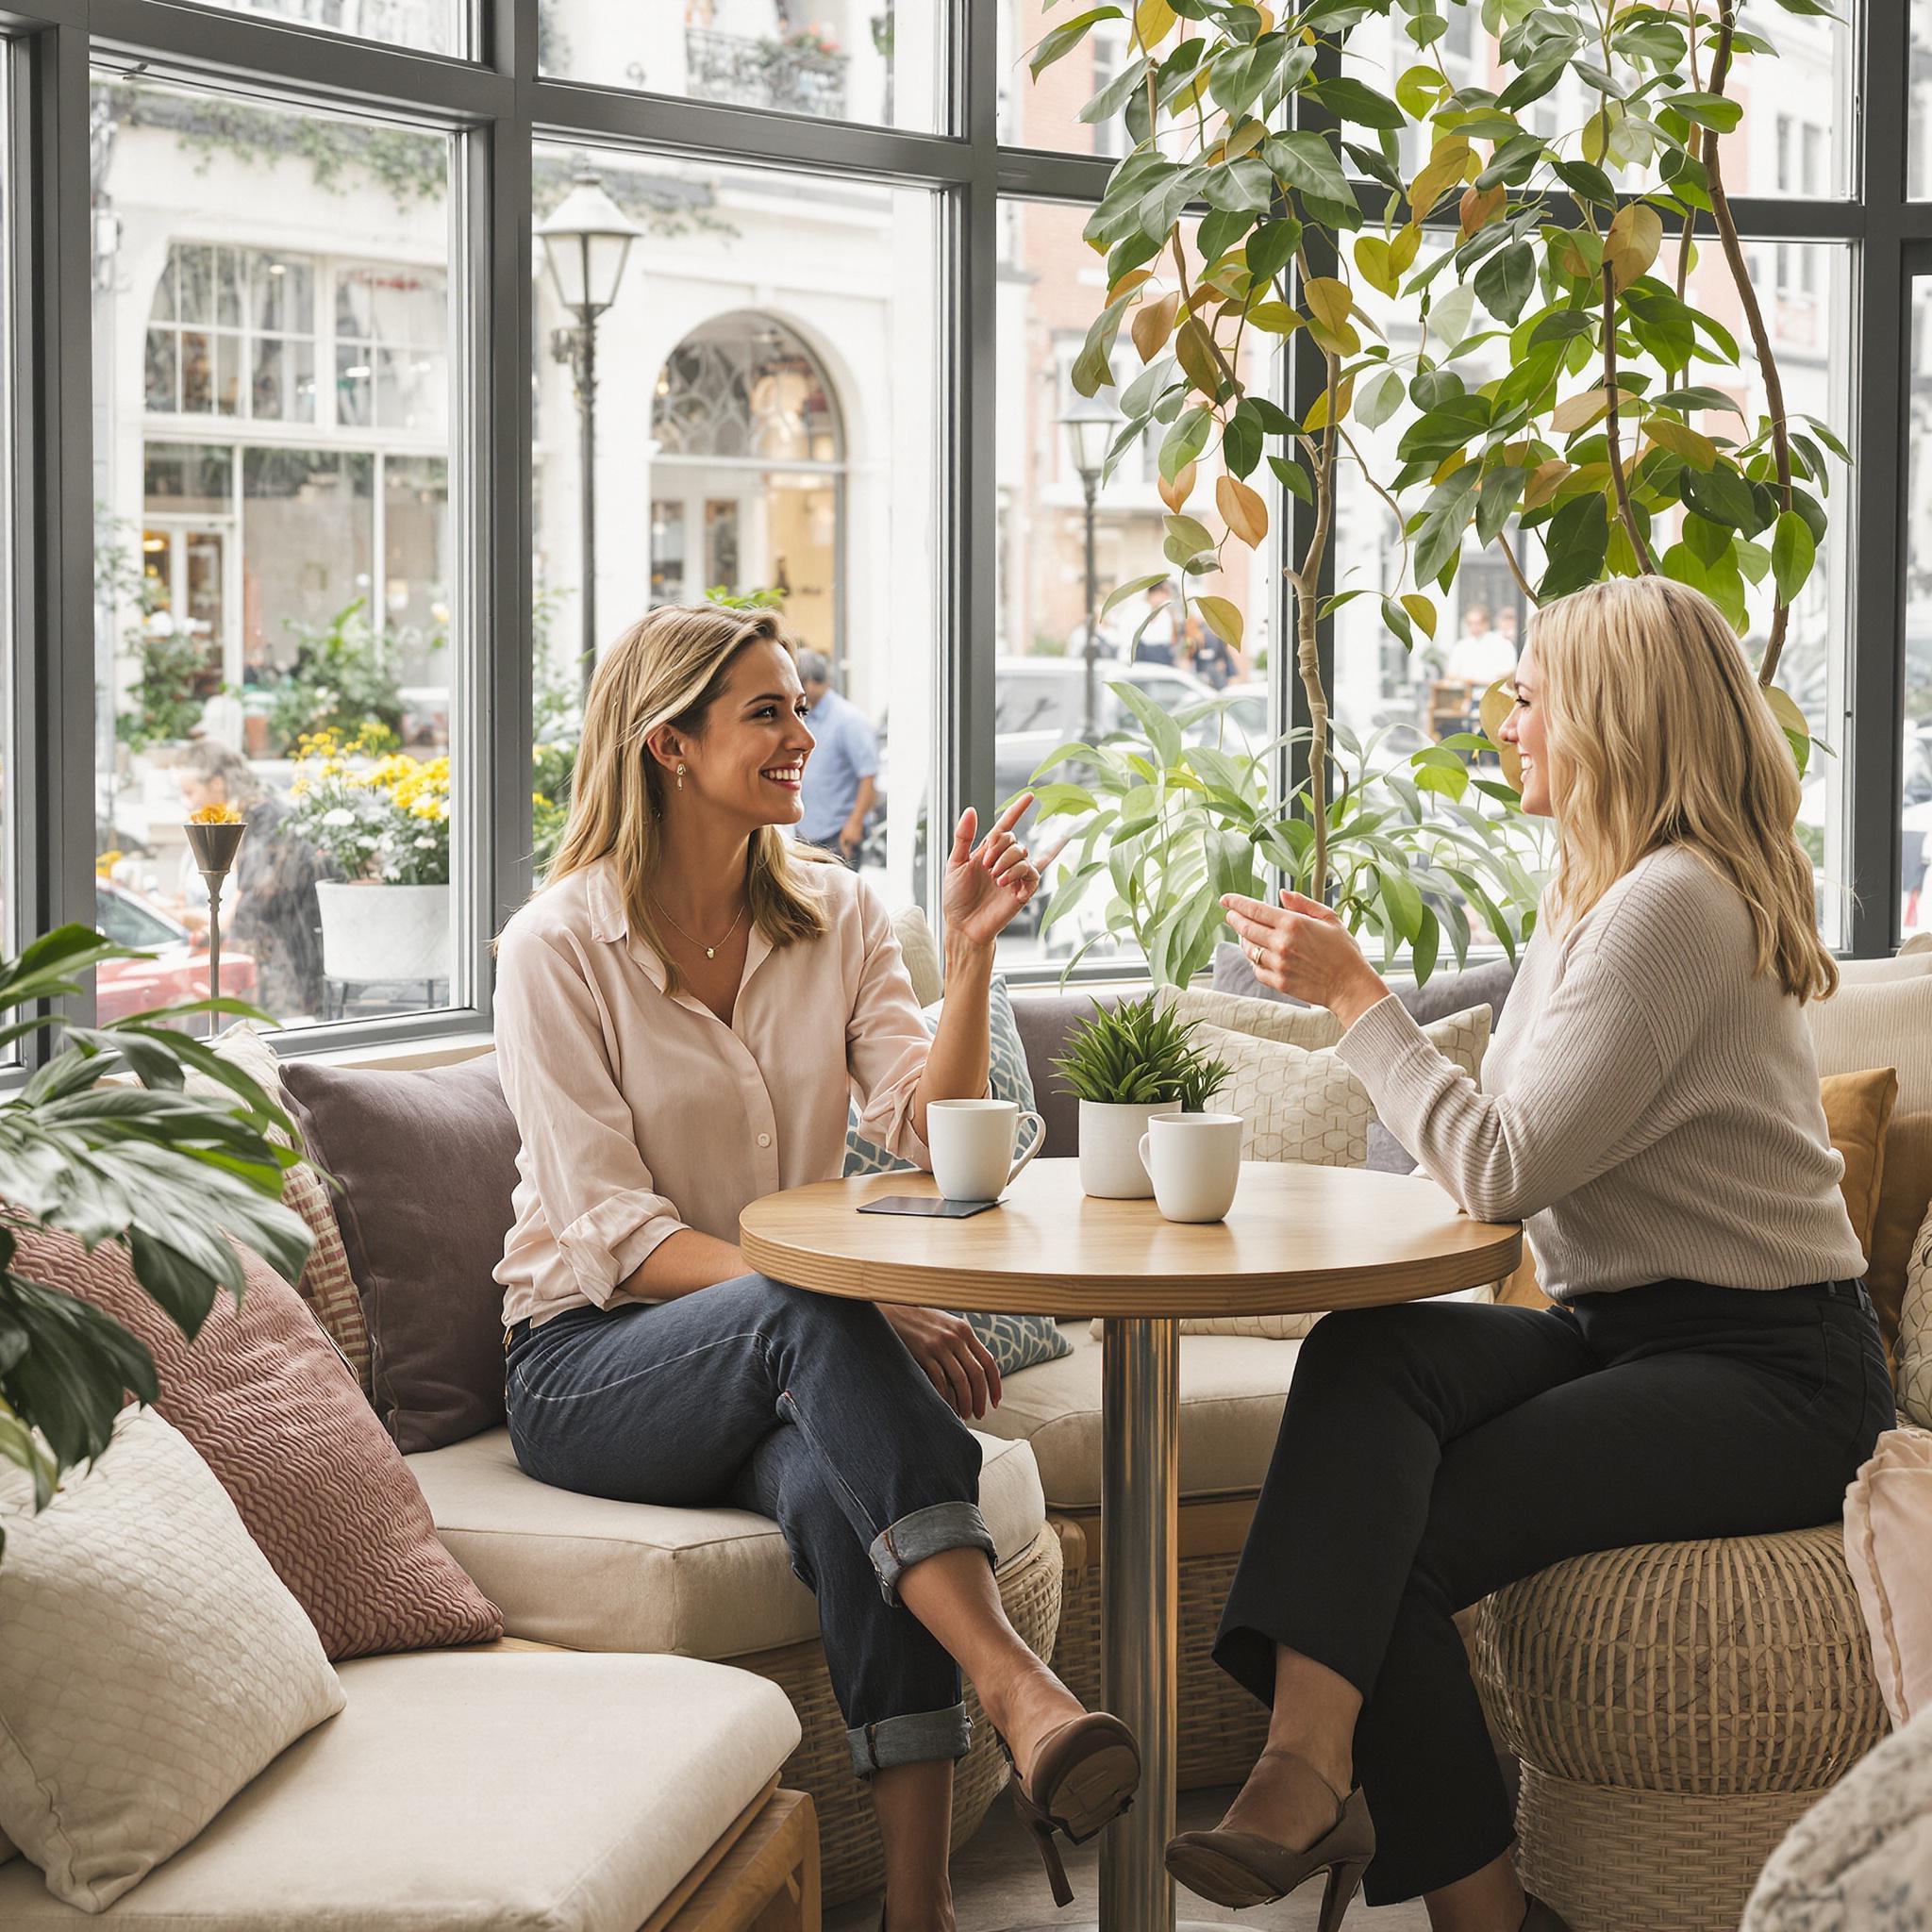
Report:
1212,1279,1895,1905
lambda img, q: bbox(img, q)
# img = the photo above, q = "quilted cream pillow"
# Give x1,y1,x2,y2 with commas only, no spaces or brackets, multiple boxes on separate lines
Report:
1100,1000,1493,1341
1897,1196,1932,1430
0,1406,343,1912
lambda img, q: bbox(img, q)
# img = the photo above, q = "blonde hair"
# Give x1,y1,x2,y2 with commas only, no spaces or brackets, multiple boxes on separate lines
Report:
1529,575,1836,1003
536,603,829,988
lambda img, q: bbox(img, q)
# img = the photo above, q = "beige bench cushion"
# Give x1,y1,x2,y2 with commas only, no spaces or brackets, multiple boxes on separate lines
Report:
976,1323,1301,1509
0,1650,798,1932
408,1427,1047,1656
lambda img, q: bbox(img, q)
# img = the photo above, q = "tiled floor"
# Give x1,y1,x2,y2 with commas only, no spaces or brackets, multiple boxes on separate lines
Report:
827,1786,1432,1931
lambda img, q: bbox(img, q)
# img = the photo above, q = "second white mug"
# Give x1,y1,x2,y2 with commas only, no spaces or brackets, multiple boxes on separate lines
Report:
927,1098,1046,1203
1138,1111,1243,1224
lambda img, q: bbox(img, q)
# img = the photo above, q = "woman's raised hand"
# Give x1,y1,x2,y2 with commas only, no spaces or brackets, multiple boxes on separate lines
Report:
942,794,1044,949
1221,889,1391,1030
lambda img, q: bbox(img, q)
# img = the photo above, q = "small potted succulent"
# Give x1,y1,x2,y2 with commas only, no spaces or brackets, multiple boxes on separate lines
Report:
1052,993,1232,1200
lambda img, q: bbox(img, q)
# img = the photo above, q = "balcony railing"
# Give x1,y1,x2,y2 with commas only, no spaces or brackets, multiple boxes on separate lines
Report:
684,27,850,120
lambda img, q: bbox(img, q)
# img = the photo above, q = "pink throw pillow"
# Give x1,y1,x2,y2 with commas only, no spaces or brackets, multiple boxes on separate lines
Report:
1843,1426,1932,1728
24,1223,500,1659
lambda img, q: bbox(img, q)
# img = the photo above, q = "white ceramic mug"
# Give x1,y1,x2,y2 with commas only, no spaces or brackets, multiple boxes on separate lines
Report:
927,1098,1046,1203
1137,1111,1243,1224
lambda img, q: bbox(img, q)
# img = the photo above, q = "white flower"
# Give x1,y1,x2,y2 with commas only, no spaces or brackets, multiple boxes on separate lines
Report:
321,808,356,827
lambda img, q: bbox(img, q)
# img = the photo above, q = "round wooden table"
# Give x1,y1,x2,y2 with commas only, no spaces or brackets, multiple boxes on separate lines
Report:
741,1158,1520,1932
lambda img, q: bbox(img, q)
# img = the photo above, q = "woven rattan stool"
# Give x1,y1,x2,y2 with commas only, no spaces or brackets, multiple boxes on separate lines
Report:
739,1519,1063,1908
1474,1523,1889,1932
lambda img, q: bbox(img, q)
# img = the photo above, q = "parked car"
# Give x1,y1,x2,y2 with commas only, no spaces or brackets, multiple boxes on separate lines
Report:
94,879,258,1024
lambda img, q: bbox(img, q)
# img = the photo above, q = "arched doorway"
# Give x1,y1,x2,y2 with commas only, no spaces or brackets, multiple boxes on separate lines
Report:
648,311,844,660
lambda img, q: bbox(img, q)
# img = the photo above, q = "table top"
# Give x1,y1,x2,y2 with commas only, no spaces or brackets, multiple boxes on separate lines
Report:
740,1158,1521,1318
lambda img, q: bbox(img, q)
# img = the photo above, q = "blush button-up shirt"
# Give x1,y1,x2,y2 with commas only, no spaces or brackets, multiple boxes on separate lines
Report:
493,856,934,1329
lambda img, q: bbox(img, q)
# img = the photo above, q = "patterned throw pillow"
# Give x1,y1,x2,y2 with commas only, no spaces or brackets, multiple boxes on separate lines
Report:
1900,1197,1932,1429
843,976,1069,1374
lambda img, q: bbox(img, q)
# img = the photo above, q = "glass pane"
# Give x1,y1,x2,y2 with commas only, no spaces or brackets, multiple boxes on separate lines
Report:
1328,240,1851,954
1001,5,1135,153
532,142,939,917
168,0,462,56
95,77,459,1033
538,3,945,134
1903,281,1932,937
993,200,1280,976
1915,5,1932,196
1340,8,1852,199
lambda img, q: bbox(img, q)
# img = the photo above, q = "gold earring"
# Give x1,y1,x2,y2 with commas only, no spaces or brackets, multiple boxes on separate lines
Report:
675,763,686,791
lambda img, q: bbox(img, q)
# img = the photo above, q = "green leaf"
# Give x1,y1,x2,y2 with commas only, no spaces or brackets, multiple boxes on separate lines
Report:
1473,241,1536,324
1264,132,1352,208
1307,75,1406,129
1662,92,1743,132
1771,509,1816,604
1679,461,1763,534
1030,8,1124,78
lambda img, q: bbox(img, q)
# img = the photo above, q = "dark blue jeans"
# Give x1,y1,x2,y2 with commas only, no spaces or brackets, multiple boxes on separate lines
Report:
1214,1277,1896,1905
506,1274,994,1776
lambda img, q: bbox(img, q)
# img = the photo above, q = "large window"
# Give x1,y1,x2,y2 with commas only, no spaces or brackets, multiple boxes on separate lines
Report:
0,0,1908,1068
531,144,939,917
93,79,458,1032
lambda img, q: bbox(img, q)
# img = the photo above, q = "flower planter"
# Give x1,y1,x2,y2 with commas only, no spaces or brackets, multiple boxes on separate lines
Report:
316,881,451,986
1077,1099,1161,1199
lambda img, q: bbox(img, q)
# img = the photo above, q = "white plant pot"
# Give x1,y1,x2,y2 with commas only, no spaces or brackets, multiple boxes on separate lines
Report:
316,881,452,985
1077,1099,1161,1199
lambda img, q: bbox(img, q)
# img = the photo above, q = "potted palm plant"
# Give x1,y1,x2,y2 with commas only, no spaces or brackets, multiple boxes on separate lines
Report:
0,925,309,1557
1053,992,1234,1198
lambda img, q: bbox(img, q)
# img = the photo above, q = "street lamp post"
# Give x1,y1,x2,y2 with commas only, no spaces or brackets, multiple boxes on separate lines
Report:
1060,396,1116,745
538,170,643,705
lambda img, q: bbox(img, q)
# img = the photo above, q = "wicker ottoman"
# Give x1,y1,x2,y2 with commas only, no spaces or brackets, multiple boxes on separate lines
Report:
740,1519,1063,1908
1474,1524,1889,1932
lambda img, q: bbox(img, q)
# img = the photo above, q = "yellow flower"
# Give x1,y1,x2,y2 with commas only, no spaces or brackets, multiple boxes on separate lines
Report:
187,803,243,825
96,849,123,876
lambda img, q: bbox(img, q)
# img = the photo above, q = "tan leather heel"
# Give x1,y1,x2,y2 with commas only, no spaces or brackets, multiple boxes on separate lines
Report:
1164,1750,1375,1924
996,1712,1141,1908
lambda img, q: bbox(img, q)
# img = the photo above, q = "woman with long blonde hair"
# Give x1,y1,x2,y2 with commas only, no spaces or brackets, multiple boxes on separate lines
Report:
493,604,1139,1930
1168,576,1892,1932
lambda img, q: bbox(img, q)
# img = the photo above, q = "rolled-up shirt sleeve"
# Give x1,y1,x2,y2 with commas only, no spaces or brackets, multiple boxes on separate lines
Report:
846,883,936,1167
495,924,688,1303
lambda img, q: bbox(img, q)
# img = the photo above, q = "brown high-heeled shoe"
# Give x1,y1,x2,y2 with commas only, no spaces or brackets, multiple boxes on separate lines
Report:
995,1712,1141,1907
1163,1749,1374,1928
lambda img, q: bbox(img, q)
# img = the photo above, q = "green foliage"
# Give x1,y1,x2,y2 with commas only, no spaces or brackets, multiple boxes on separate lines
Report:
1052,991,1233,1109
115,629,211,753
1025,680,1545,987
705,584,789,611
1030,0,1840,947
0,926,310,1559
265,600,415,755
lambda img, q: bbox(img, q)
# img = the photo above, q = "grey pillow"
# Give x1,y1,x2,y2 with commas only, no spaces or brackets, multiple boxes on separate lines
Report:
283,1054,519,1454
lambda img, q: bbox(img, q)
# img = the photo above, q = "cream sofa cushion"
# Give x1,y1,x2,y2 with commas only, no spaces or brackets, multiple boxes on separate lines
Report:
407,1426,1046,1655
977,1322,1301,1510
0,1651,799,1932
0,1407,343,1914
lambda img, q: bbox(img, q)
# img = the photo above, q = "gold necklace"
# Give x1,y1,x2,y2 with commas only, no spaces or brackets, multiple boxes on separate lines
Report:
651,891,748,961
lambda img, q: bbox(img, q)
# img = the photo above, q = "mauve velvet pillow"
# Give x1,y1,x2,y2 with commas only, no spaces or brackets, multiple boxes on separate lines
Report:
25,1223,500,1658
282,1054,521,1455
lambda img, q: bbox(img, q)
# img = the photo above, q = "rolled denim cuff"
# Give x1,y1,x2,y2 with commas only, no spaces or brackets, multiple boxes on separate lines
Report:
868,1500,995,1604
848,1704,974,1778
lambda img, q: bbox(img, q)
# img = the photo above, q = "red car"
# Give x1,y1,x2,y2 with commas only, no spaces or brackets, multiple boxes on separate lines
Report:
94,880,258,1024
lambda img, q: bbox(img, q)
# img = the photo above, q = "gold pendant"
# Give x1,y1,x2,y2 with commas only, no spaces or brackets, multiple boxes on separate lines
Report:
706,946,715,958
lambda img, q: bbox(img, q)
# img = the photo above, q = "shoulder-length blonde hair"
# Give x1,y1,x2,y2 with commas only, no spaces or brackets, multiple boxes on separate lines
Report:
1530,575,1835,1003
535,603,829,986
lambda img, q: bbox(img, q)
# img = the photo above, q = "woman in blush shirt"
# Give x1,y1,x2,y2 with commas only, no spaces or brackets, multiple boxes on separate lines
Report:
494,604,1138,1930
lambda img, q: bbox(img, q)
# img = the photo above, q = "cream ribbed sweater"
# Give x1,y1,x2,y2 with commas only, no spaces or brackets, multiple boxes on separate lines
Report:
1338,842,1867,1301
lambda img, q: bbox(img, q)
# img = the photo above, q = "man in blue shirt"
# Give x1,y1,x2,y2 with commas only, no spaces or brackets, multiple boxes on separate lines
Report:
797,647,879,867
